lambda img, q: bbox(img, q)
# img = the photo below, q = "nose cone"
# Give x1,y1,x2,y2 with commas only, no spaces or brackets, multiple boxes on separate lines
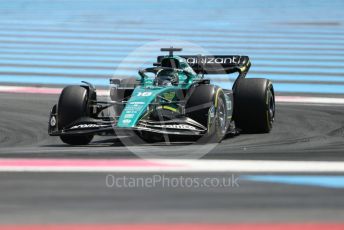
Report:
117,87,164,128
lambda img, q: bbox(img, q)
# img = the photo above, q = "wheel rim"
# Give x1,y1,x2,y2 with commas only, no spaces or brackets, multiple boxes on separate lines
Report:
268,92,275,125
217,97,227,135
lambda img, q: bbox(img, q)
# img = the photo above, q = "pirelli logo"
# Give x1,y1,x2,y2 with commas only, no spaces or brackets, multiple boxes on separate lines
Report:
185,56,240,65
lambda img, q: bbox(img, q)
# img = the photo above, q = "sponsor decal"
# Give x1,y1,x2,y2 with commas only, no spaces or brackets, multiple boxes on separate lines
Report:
128,101,145,109
162,92,176,101
129,102,145,105
122,119,132,124
137,92,152,97
157,124,197,130
186,57,240,65
70,124,108,129
124,114,135,119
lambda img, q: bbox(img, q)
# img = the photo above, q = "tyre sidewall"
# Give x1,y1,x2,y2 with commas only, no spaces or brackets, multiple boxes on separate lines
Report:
57,85,94,145
234,78,275,133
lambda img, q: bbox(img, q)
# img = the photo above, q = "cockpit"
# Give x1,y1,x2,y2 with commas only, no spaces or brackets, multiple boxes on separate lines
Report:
156,69,179,86
161,57,196,76
138,56,196,87
138,67,180,86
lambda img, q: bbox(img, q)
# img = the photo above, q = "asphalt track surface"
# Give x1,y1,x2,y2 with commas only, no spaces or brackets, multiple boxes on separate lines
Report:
1,93,343,160
0,92,344,224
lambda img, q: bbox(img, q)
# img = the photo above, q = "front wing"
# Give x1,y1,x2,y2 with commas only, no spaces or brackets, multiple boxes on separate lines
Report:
49,115,207,137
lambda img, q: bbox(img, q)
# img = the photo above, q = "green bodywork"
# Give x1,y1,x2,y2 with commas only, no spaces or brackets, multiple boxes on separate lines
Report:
117,56,202,128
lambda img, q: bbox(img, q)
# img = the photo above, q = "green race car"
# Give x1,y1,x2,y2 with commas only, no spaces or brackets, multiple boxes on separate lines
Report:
48,47,275,144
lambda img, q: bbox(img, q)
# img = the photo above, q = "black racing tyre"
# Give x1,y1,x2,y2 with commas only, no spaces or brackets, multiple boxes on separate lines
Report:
233,78,275,133
185,85,216,127
58,85,94,145
186,85,229,143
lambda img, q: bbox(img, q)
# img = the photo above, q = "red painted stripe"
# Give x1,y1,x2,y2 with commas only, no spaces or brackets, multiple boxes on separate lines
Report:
0,86,62,94
0,159,171,167
0,86,108,95
0,223,344,230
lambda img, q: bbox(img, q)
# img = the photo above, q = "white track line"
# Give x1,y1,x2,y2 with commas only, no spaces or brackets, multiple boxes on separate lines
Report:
276,95,344,104
1,159,344,173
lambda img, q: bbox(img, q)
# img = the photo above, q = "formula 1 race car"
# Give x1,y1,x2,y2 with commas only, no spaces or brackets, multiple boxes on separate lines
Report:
48,47,275,145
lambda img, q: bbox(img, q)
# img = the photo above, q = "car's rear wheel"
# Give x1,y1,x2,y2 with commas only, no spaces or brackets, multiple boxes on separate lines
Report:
58,85,94,145
233,78,275,133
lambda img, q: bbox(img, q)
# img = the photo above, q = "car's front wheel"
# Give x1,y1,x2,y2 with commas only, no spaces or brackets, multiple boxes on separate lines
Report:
58,85,94,145
186,85,229,143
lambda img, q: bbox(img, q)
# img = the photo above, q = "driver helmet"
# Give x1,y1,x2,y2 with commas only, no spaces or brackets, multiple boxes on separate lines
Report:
156,70,179,86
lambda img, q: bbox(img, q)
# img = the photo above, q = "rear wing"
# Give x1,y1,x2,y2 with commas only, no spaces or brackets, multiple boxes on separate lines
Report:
157,55,251,77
